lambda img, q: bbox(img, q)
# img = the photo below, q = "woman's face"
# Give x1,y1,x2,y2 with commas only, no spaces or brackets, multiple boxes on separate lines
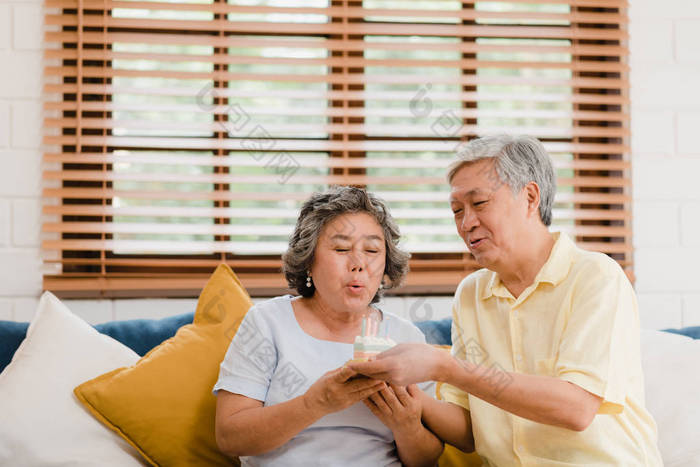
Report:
309,212,386,314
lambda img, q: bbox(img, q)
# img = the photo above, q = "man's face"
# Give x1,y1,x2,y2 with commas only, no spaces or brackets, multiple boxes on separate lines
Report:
449,159,529,270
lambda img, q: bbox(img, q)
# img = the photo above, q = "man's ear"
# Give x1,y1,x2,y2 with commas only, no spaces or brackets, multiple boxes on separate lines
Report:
524,181,541,218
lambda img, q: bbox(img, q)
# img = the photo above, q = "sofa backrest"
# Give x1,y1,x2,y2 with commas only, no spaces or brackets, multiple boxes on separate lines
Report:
1,314,698,374
0,312,195,373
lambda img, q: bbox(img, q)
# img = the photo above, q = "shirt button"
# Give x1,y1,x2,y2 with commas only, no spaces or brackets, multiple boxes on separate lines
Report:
513,310,519,319
516,354,523,362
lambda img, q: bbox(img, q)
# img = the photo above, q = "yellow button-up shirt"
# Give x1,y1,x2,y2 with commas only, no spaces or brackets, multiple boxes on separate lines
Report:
441,232,662,466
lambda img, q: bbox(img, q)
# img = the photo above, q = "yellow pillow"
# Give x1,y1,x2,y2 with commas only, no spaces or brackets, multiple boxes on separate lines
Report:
433,346,483,467
74,264,251,466
439,444,483,467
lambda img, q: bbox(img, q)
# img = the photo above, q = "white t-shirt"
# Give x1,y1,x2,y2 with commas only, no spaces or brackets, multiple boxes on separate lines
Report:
213,295,434,467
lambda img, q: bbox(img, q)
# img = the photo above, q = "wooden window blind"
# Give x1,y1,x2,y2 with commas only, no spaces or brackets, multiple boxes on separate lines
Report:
42,0,630,298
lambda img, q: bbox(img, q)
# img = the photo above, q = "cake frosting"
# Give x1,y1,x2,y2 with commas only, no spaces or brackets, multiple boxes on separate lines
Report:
352,335,396,362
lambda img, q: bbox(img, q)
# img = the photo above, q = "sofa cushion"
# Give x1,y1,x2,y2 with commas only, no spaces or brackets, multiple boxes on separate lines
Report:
0,320,29,374
94,312,194,357
664,325,700,340
74,264,251,467
641,329,700,466
0,312,195,374
416,318,452,346
0,292,145,465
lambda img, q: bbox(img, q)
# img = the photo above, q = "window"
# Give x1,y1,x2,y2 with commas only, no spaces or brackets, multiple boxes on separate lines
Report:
43,0,630,297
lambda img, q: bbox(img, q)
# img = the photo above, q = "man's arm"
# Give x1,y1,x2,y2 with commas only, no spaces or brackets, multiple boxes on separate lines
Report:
439,354,603,431
350,343,602,432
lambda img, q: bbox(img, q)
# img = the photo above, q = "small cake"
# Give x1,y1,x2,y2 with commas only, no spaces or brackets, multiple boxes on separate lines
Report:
352,335,396,362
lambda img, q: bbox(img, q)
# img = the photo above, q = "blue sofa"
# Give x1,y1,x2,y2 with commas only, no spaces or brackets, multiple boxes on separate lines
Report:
0,313,194,374
2,313,698,374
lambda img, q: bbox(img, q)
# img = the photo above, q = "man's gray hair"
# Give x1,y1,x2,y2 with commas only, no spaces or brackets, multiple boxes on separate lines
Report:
447,135,556,226
282,186,410,304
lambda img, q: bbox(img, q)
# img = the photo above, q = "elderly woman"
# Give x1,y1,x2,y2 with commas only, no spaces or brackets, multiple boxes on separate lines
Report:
213,186,443,466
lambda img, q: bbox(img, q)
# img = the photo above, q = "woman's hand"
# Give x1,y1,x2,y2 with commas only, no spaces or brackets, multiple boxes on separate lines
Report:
366,384,446,467
364,383,423,435
303,365,385,418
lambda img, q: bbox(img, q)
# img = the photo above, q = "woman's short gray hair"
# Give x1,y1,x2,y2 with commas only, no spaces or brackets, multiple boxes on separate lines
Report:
282,186,410,303
446,134,556,226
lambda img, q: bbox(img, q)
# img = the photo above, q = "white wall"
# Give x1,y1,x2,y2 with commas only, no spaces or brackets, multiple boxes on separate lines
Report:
0,0,699,328
629,0,700,329
0,0,43,322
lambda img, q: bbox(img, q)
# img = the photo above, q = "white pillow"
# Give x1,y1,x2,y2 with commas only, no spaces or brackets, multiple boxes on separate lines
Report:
640,329,700,467
0,292,146,465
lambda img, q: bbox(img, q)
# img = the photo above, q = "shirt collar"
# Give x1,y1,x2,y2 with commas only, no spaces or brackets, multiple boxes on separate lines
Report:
479,231,574,300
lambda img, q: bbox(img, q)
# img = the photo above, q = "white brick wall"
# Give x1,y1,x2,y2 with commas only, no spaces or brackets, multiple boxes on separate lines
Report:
630,110,675,155
675,20,700,63
680,203,700,247
631,0,700,18
0,299,13,321
677,112,700,155
683,295,700,329
0,0,699,329
632,202,680,248
0,200,10,246
630,0,700,328
0,102,9,147
0,5,11,51
12,4,43,51
12,198,40,247
636,294,683,330
0,51,42,99
0,0,43,322
11,100,42,148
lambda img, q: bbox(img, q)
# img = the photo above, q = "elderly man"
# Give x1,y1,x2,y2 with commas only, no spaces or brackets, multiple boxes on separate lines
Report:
350,135,662,465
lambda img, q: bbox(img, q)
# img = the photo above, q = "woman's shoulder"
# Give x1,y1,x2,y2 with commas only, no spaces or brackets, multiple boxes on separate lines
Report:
245,295,295,323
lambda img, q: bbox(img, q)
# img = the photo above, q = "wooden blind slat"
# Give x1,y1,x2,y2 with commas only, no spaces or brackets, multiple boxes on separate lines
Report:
45,49,630,75
44,221,632,237
43,103,628,121
44,187,632,204
44,170,632,189
44,120,629,139
45,31,628,57
45,0,627,25
44,152,631,170
43,135,629,153
44,83,630,106
43,238,632,255
43,204,631,221
45,15,627,41
44,67,628,89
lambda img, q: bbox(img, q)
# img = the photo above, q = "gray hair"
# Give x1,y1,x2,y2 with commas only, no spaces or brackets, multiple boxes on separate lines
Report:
447,135,556,226
282,186,410,304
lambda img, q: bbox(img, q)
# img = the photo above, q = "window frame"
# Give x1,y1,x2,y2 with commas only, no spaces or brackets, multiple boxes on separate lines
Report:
42,0,631,298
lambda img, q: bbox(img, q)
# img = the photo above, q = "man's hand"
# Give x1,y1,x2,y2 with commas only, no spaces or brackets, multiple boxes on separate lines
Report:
364,384,423,435
348,343,446,386
303,366,385,418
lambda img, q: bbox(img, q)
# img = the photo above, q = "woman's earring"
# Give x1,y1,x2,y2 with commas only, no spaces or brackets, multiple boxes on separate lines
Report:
306,272,312,288
378,281,384,290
